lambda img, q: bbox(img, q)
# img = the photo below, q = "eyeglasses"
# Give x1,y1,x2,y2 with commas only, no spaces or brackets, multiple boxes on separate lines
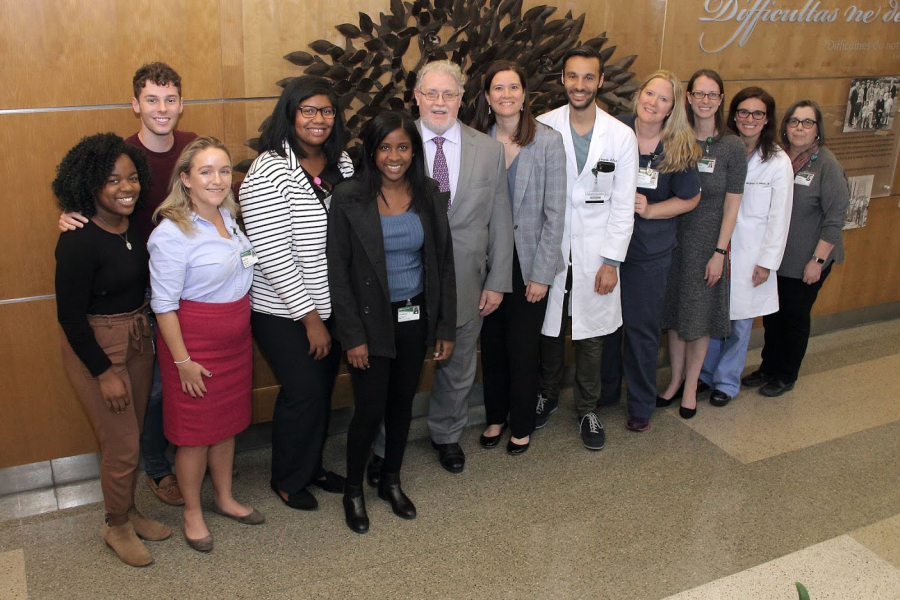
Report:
787,118,817,129
418,90,461,102
297,105,336,119
736,109,766,120
689,91,722,100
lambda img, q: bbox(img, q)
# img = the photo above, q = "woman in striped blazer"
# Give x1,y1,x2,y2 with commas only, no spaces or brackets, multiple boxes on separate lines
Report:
240,76,353,511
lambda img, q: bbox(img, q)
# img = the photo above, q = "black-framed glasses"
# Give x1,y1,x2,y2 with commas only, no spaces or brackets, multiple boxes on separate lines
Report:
689,91,722,100
298,105,336,119
787,118,817,129
736,109,766,120
419,90,461,102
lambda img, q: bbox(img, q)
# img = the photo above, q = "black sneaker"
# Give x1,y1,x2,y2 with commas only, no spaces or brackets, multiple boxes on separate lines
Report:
580,412,605,451
535,394,558,429
741,369,773,387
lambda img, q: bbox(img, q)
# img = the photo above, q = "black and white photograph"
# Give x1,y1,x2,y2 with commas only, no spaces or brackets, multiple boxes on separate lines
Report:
844,174,874,230
843,76,899,132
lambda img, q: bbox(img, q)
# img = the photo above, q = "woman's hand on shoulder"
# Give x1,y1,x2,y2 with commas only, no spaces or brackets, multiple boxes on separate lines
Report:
433,339,455,361
176,360,212,398
97,369,129,413
59,211,88,232
346,344,369,370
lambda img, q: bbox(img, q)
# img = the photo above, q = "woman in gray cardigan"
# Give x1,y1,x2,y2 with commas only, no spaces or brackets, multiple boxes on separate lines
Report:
745,100,849,397
470,61,566,454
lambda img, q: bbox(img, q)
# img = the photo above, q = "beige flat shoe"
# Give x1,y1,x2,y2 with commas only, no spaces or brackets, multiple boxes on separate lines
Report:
127,507,172,541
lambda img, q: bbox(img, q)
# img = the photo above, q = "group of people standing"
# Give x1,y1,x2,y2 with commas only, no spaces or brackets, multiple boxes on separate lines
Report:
53,46,849,565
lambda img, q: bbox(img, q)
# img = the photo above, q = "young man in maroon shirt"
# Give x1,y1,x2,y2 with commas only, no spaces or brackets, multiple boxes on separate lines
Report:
60,63,197,506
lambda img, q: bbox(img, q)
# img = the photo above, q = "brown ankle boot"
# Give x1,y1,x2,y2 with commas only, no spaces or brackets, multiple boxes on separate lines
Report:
127,507,172,541
102,521,153,567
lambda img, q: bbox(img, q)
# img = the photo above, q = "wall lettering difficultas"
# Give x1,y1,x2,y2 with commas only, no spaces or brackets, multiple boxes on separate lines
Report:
699,0,900,52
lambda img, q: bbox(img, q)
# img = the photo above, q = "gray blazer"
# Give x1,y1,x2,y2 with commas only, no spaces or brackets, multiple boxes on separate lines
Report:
418,120,514,326
503,123,566,286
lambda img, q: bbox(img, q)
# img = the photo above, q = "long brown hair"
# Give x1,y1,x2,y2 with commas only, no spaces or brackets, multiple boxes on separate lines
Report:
470,61,536,147
633,70,702,172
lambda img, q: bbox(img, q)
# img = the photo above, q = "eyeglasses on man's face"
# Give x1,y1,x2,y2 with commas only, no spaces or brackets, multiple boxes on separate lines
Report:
298,105,336,119
689,91,722,100
418,90,461,102
736,109,767,120
787,118,817,129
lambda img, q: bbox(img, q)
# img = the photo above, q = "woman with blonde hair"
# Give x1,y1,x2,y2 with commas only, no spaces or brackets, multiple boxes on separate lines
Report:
600,70,702,431
149,136,264,553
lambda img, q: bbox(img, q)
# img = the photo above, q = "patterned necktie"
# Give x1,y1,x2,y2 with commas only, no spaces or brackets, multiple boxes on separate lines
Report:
432,136,451,211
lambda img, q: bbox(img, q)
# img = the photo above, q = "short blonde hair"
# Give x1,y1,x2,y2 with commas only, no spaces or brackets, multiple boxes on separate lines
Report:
153,136,238,235
633,70,702,173
417,60,467,93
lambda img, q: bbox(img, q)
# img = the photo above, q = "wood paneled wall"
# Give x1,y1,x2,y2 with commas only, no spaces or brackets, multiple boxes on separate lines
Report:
1,0,898,467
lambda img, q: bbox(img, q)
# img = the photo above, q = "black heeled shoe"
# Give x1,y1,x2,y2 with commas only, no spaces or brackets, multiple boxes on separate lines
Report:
479,422,508,448
679,404,697,419
342,484,369,534
377,473,416,519
656,381,685,407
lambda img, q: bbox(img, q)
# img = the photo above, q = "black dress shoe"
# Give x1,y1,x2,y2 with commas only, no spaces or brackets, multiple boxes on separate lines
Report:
741,369,773,388
759,379,795,397
696,379,711,394
431,441,465,473
366,455,384,488
656,380,685,407
310,471,345,494
479,422,508,448
679,405,697,419
271,481,318,510
377,473,416,519
342,484,369,534
506,438,530,455
709,389,732,407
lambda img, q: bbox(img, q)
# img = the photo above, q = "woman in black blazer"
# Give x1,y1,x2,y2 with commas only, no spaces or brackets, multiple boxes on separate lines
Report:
328,111,456,534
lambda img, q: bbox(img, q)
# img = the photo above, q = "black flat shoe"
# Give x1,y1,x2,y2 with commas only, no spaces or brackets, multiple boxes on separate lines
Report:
709,389,732,407
366,455,384,488
342,484,369,534
310,471,345,494
270,482,318,511
759,379,795,397
679,405,697,419
377,473,416,519
656,380,685,407
741,369,773,388
431,441,465,473
479,423,508,448
506,438,530,455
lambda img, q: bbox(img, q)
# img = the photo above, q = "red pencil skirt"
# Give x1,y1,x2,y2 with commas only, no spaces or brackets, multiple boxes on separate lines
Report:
157,295,252,446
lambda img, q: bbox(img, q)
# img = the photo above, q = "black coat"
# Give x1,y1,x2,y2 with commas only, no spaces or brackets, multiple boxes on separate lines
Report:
327,178,456,358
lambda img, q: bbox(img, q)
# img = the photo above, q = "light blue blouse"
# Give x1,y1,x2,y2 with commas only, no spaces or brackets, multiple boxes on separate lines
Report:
148,208,254,313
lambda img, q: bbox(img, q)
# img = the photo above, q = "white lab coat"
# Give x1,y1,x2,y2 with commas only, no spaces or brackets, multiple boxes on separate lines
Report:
730,146,794,320
537,105,637,340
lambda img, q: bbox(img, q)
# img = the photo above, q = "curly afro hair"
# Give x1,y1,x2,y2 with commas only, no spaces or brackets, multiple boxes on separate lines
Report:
51,133,151,218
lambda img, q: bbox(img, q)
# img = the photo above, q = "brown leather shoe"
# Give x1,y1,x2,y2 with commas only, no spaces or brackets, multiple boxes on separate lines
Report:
146,474,184,506
127,507,172,541
102,521,153,567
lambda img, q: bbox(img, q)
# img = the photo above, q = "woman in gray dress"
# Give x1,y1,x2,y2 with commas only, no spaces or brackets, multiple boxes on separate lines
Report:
658,69,747,412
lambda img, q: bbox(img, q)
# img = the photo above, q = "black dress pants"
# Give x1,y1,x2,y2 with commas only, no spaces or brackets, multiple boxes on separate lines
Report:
760,266,831,384
481,250,548,438
251,311,340,495
345,297,428,486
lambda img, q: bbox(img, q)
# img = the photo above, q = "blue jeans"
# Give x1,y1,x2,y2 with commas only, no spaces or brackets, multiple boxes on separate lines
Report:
140,312,173,479
701,318,753,398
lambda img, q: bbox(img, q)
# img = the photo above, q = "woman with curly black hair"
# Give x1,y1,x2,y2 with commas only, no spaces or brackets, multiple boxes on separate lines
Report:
54,133,171,567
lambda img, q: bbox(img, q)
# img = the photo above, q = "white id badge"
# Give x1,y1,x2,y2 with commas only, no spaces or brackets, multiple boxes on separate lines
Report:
397,305,421,322
698,158,716,174
586,174,613,203
240,248,259,268
637,167,659,190
794,172,814,186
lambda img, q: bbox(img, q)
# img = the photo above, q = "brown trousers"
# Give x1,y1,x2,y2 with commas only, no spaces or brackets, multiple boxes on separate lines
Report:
60,304,154,518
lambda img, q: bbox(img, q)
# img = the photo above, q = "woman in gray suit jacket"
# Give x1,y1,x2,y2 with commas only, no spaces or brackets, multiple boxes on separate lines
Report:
328,112,456,533
471,61,567,454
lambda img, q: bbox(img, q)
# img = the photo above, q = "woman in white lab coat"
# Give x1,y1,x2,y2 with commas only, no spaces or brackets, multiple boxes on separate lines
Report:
700,87,793,404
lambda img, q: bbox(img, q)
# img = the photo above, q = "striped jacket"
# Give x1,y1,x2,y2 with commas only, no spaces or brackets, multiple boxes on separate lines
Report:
239,141,354,320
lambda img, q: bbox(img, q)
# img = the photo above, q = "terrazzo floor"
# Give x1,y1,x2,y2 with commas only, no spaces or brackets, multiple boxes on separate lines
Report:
1,319,898,599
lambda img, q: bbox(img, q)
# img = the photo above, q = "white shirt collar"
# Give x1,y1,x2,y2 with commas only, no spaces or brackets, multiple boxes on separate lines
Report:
421,120,461,145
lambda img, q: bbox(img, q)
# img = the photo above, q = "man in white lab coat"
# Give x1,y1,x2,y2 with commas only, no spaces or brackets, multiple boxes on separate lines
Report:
535,46,638,450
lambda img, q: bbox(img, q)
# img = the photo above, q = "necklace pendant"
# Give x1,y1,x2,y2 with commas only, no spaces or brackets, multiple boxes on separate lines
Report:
126,241,132,250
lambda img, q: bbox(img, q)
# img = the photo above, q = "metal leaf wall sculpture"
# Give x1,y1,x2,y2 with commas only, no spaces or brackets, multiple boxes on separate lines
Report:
239,0,638,168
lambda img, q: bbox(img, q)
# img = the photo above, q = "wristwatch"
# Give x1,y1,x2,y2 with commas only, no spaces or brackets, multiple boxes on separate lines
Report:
812,255,825,264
